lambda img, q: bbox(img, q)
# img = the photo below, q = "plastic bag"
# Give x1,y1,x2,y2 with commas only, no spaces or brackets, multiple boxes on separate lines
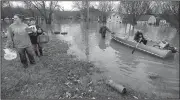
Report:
3,48,17,60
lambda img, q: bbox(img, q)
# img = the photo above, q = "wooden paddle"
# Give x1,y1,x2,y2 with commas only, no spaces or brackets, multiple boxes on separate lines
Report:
132,38,142,54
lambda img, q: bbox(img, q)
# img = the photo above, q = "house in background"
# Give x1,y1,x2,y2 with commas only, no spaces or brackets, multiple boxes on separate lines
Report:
107,13,122,23
137,15,156,25
155,16,170,27
55,11,80,20
159,19,170,26
88,8,101,21
80,7,102,22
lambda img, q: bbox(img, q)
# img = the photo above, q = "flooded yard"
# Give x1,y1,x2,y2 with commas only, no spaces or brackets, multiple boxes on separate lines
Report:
53,20,179,98
1,20,179,99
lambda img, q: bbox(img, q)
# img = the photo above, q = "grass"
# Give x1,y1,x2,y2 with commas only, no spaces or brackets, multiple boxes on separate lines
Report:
1,34,161,100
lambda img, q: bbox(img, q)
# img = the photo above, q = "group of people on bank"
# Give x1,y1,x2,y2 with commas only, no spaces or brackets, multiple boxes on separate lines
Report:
5,14,46,68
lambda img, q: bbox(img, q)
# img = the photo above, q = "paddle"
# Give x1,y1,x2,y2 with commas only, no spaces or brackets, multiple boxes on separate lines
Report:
132,38,142,54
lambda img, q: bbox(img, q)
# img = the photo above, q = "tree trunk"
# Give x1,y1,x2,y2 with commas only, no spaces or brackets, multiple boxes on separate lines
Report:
47,12,52,24
85,0,89,60
132,25,135,36
127,24,131,39
125,24,127,34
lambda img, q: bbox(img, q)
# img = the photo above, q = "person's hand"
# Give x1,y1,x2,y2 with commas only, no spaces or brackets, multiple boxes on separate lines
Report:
42,32,46,35
32,26,37,32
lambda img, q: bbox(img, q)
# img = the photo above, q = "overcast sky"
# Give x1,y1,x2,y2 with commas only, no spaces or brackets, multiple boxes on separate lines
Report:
11,1,119,11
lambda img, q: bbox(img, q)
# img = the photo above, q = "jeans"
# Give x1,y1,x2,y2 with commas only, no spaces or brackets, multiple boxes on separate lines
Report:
38,43,43,56
17,46,36,66
32,43,43,56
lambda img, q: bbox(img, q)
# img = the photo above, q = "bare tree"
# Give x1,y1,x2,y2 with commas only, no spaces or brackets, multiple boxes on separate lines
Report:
24,1,60,24
72,1,88,21
1,1,13,19
152,1,179,31
98,1,114,12
118,1,152,37
97,1,114,23
72,1,87,10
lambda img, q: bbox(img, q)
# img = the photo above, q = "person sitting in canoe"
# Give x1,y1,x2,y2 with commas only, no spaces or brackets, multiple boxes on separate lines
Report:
134,31,147,45
153,39,178,53
99,23,114,38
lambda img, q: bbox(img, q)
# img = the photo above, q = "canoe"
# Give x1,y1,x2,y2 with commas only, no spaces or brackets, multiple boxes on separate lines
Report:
111,34,173,59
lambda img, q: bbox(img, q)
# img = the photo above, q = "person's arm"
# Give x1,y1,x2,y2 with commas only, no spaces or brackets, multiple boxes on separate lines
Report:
105,26,111,33
5,26,14,48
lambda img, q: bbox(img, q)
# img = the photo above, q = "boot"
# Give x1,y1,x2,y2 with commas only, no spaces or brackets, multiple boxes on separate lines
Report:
39,49,43,56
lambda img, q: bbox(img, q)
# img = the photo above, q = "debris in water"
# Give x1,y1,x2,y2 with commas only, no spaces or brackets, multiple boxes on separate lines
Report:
61,32,68,35
148,72,159,79
106,80,126,94
54,31,60,34
92,97,95,99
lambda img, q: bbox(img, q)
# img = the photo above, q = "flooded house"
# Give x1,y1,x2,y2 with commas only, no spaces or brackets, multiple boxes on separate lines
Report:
55,11,80,20
107,13,122,23
80,7,101,22
155,17,170,27
137,15,156,25
159,19,170,27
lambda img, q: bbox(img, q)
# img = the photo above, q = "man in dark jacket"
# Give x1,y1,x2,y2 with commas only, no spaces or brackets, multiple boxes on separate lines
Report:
99,23,112,38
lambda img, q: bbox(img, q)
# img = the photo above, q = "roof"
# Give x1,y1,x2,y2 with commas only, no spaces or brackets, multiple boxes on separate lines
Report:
121,14,134,24
55,11,80,17
138,15,154,21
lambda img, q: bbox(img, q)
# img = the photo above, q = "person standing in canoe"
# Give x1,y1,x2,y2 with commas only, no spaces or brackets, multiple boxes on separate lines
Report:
99,23,112,38
5,14,36,68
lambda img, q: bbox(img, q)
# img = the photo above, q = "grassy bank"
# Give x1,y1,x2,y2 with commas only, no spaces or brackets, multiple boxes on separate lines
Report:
1,35,160,100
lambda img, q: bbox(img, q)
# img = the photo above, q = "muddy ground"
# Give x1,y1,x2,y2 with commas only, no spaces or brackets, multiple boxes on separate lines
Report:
1,34,164,100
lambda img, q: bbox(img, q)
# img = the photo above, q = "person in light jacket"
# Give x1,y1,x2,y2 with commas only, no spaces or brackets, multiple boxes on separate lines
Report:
5,14,36,68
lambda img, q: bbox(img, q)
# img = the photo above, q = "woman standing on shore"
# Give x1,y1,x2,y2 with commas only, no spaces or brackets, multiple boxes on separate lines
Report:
28,18,44,56
5,14,36,68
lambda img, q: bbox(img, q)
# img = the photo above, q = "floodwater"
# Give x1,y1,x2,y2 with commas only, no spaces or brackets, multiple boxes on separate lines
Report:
2,20,179,98
53,20,179,99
